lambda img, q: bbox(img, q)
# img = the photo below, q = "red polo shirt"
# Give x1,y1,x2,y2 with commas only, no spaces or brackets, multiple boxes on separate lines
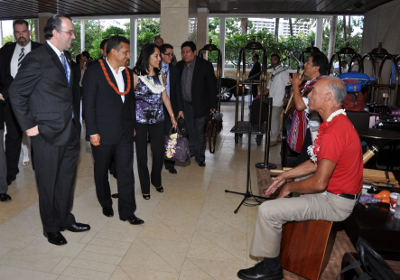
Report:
317,115,363,194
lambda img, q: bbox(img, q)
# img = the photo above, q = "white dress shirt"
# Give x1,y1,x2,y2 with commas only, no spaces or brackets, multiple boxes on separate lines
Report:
266,65,290,107
10,41,32,78
46,40,70,80
105,58,125,103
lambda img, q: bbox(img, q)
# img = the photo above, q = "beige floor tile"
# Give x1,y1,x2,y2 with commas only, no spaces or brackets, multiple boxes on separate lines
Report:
187,232,244,264
179,259,215,280
51,256,74,274
109,266,132,280
0,246,11,258
99,219,143,237
0,265,58,280
197,230,247,262
196,212,241,234
61,266,111,280
69,258,117,273
88,237,132,250
120,238,176,273
140,237,189,272
138,217,186,242
153,215,197,241
188,257,245,280
119,266,179,280
83,244,129,258
24,237,86,258
151,200,195,220
0,248,63,272
76,251,122,265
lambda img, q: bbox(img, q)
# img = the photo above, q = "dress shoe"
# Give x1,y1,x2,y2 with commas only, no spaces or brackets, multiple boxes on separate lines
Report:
120,214,145,225
60,223,91,232
197,161,206,167
237,261,283,280
0,193,12,202
6,175,16,185
43,231,67,246
167,167,177,174
103,206,114,217
270,141,277,147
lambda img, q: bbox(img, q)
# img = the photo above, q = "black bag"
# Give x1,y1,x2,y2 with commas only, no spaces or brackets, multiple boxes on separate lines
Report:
204,111,223,154
164,127,191,162
177,117,187,138
250,98,268,126
336,237,399,280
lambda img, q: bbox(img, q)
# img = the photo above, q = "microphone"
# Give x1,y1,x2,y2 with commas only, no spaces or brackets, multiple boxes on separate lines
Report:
291,52,304,67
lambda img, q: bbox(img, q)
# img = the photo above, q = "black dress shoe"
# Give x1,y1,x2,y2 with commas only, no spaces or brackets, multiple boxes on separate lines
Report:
103,206,114,217
0,193,12,202
197,161,206,167
43,231,67,246
6,175,16,185
237,261,283,280
167,167,177,174
60,223,91,232
120,214,145,225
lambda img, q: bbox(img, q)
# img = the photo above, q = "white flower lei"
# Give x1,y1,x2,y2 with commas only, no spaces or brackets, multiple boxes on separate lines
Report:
307,109,346,163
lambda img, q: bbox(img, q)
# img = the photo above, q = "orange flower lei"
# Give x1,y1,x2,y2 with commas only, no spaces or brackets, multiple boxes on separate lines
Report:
99,59,131,96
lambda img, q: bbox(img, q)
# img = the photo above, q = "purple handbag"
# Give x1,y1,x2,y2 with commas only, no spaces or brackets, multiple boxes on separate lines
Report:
164,127,190,163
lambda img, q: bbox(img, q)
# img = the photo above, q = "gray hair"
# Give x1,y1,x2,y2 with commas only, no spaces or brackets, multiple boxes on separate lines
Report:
324,76,347,105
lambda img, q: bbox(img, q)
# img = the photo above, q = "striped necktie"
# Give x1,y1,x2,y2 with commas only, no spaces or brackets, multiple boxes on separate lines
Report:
60,53,70,85
18,48,25,69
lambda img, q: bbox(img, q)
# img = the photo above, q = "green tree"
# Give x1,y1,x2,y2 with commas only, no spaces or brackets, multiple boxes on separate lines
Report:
70,20,104,59
3,34,13,45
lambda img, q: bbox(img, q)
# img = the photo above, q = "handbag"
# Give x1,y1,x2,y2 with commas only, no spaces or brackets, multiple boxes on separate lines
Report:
177,116,187,138
287,109,308,153
164,127,190,162
204,111,223,154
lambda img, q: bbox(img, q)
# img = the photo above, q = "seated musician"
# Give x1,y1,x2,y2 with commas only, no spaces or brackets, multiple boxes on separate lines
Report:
237,77,363,280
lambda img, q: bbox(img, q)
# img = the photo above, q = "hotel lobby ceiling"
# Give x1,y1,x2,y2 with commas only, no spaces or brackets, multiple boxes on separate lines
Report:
0,0,393,20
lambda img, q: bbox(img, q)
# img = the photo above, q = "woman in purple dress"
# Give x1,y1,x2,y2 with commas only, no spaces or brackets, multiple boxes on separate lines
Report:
133,44,177,200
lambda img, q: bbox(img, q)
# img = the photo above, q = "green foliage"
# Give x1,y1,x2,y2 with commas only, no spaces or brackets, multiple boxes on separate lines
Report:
137,18,160,34
70,20,103,60
3,34,13,45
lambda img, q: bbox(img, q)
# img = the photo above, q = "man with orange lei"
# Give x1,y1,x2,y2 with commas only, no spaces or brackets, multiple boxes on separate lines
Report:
238,77,363,280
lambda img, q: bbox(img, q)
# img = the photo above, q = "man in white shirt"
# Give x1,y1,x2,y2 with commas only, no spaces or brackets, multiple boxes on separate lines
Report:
0,19,42,185
259,54,290,146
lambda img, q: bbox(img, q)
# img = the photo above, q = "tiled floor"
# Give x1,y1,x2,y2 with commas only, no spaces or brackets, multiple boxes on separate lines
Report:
0,101,392,280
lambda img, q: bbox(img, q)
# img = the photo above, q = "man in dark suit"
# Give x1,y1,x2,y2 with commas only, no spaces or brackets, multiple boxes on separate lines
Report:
9,14,90,246
0,19,42,185
160,43,184,174
82,36,144,225
176,41,217,167
0,55,13,201
249,53,261,98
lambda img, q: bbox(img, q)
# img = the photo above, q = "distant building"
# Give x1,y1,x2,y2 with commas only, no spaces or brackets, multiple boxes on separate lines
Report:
249,18,311,38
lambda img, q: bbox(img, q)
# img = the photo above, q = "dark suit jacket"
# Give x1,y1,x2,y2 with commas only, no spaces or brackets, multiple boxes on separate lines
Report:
82,60,136,145
164,63,183,135
176,57,217,118
249,61,261,80
0,41,42,100
8,42,80,146
0,55,13,130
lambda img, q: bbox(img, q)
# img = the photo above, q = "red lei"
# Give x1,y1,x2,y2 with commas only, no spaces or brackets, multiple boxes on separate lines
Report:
99,59,131,96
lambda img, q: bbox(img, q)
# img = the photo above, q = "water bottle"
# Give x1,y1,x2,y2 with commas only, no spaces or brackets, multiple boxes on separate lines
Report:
394,199,400,219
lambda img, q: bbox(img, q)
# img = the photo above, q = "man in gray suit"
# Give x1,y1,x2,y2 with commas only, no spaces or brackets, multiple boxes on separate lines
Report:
9,14,90,246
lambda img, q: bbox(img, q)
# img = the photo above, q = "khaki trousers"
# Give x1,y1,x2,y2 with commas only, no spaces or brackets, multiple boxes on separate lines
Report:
249,192,357,258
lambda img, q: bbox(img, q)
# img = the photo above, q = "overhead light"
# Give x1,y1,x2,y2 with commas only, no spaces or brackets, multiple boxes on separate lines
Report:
347,8,352,10
46,3,51,6
233,7,238,9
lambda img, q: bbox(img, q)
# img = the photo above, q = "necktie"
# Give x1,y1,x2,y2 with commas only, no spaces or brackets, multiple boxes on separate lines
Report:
162,64,169,86
60,53,70,85
18,48,25,69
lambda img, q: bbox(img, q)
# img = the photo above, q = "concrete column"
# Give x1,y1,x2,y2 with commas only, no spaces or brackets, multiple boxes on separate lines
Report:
219,16,226,77
129,16,137,67
328,16,338,60
196,8,209,51
80,20,85,52
315,17,323,50
38,13,52,44
161,0,191,61
34,19,39,42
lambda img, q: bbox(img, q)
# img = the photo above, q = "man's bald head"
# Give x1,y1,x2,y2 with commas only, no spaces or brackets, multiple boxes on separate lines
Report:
324,76,347,105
